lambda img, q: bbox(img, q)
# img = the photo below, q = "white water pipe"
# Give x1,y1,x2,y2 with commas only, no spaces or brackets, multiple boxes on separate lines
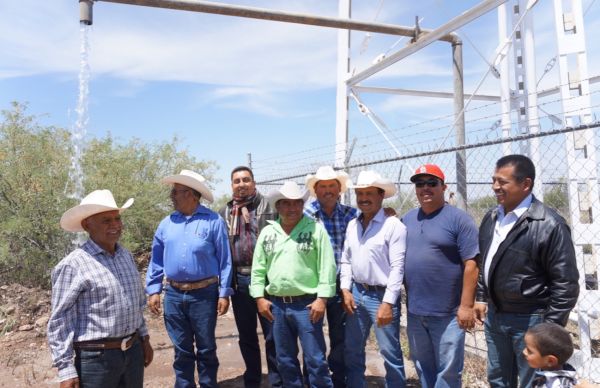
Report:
80,0,94,25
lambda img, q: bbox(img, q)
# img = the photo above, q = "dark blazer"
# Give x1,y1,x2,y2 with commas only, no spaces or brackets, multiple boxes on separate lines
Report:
476,197,579,325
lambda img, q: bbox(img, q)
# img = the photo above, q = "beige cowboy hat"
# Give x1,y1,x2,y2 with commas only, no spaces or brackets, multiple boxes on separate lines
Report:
267,181,310,208
305,165,351,197
349,170,397,199
60,189,134,232
161,169,214,203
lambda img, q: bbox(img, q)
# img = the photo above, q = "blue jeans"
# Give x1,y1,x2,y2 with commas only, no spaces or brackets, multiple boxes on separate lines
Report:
484,307,543,388
271,296,333,388
303,283,347,388
407,313,464,388
344,284,405,388
164,283,219,388
326,291,347,388
75,338,144,387
231,273,282,387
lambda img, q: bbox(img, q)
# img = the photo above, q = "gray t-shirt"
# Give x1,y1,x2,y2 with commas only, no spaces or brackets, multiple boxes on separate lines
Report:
402,204,479,316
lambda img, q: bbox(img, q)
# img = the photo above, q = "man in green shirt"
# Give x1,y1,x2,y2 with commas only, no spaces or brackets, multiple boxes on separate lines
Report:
250,181,336,388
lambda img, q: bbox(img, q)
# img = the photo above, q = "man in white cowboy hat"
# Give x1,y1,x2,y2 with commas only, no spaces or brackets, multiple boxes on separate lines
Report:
48,189,153,388
249,181,337,388
340,170,407,388
218,166,282,388
402,164,479,388
146,169,232,388
304,165,355,387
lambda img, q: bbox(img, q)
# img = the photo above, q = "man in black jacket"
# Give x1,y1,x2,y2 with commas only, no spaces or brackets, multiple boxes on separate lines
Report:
474,154,579,388
219,166,282,388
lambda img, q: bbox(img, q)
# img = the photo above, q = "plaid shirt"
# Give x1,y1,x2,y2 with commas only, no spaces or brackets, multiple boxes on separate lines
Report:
304,200,358,268
47,239,148,382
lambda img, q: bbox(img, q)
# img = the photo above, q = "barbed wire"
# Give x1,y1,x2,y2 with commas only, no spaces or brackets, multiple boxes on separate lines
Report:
255,121,600,184
252,75,600,172
253,90,600,173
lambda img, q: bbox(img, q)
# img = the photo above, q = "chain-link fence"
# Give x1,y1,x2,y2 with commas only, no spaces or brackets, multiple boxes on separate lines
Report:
254,122,600,382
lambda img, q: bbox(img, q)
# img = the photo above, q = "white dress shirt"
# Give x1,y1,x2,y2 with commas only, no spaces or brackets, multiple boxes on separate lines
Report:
484,194,533,286
340,208,407,304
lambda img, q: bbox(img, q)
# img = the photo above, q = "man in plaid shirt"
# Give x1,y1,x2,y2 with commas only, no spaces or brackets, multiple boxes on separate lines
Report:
48,190,153,388
304,166,357,388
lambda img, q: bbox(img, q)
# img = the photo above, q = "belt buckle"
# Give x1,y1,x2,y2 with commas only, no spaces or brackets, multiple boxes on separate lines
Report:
362,283,370,291
180,283,190,291
121,335,132,351
282,296,293,303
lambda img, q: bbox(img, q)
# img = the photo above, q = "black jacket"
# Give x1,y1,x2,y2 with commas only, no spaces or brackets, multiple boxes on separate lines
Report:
476,197,579,325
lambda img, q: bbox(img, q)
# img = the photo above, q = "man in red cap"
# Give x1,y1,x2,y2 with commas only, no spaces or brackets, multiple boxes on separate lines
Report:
401,164,479,388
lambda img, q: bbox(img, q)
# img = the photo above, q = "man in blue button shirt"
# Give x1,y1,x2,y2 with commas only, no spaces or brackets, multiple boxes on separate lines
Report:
146,169,233,388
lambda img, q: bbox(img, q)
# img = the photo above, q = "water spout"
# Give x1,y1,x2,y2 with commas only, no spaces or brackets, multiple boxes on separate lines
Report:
80,0,93,25
68,22,92,244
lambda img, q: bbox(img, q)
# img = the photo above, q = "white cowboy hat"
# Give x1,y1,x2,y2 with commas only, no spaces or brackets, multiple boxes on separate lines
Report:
60,189,134,232
161,169,214,203
349,170,397,199
267,181,310,208
305,166,351,197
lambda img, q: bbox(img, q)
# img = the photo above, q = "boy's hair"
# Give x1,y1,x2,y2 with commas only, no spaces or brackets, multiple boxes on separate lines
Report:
527,322,574,364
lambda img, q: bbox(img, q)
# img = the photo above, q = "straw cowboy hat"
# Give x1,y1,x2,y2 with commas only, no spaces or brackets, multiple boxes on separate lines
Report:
267,181,310,208
349,170,397,199
161,169,214,203
60,189,134,232
305,165,351,197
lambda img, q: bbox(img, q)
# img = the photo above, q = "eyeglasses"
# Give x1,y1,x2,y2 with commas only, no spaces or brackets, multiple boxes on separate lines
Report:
170,188,190,196
414,179,440,188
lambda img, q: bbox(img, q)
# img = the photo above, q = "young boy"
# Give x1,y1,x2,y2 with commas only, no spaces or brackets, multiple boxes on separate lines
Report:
523,322,577,388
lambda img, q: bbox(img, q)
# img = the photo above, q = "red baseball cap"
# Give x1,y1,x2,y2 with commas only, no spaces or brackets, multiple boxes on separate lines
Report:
410,164,445,182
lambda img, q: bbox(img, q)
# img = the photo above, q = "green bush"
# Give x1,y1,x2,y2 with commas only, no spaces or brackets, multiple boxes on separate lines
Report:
0,102,218,288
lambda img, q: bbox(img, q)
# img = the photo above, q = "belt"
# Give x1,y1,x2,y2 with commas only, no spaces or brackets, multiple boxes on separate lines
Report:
359,283,386,292
74,332,138,351
168,276,218,291
236,266,252,275
270,294,317,304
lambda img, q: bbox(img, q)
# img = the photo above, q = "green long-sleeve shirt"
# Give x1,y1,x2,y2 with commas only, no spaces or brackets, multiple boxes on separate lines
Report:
249,216,336,298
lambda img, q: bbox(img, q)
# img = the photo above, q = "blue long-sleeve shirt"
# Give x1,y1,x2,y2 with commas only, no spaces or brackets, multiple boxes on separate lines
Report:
146,204,233,297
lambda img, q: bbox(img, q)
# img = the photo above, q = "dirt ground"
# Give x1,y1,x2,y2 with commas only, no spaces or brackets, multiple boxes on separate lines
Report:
0,284,411,387
0,284,487,387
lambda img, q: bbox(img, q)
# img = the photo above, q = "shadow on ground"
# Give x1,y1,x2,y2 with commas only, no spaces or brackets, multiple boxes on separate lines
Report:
217,374,421,387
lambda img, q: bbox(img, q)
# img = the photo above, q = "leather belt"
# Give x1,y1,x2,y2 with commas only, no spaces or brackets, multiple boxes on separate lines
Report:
270,294,317,304
168,276,218,291
236,266,252,275
74,332,138,351
359,283,386,292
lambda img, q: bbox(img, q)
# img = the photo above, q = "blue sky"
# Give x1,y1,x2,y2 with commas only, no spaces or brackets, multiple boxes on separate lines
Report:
1,0,599,198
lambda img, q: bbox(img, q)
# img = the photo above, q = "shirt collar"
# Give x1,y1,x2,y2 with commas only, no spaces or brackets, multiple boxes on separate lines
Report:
173,204,209,218
269,215,308,234
308,199,343,215
498,193,532,219
84,238,122,257
358,207,385,223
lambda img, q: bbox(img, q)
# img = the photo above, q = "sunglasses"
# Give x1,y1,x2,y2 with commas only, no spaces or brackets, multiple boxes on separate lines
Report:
414,179,440,188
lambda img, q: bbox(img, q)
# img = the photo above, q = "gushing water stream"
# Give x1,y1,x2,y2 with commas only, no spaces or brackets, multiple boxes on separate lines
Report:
68,22,91,203
68,22,91,244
